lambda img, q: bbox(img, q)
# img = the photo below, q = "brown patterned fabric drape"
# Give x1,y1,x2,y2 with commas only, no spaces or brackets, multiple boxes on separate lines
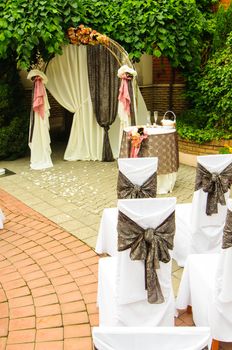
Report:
87,44,120,161
117,171,157,199
195,162,232,216
117,210,175,304
222,208,232,249
128,80,135,126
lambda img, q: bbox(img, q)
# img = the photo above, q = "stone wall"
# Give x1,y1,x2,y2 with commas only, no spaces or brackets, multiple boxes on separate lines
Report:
178,137,232,155
139,84,187,118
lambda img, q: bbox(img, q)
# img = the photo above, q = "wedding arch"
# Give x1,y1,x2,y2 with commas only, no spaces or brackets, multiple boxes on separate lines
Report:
27,25,148,170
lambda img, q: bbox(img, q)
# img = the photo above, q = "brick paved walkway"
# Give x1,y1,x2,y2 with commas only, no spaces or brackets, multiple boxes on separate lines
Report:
0,189,98,350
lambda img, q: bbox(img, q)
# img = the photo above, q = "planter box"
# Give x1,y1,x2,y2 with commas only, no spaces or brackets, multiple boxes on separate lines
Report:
178,137,232,167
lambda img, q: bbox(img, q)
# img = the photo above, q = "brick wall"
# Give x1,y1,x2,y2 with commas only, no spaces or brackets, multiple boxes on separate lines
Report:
138,56,188,119
139,84,187,119
152,57,185,84
178,137,232,155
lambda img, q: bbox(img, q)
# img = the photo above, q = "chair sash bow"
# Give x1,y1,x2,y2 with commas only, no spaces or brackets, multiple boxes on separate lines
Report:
222,208,232,249
117,210,175,304
117,171,157,199
195,162,232,215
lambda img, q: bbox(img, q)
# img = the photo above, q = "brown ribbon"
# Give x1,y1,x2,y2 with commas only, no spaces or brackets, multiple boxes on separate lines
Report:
222,208,232,249
195,162,232,216
117,210,175,304
117,171,157,199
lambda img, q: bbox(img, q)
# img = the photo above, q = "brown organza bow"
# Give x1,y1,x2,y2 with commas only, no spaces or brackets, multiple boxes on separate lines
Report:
222,208,232,249
195,162,232,216
117,210,175,304
117,171,157,199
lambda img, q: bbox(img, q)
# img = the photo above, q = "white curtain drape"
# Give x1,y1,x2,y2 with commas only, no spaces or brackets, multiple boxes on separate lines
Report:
27,70,53,170
46,45,103,161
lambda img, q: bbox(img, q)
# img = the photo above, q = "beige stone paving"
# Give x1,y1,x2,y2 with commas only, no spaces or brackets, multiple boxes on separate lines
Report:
0,143,195,246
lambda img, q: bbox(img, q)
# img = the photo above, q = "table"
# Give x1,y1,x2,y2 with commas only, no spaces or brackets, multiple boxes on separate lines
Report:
119,127,179,194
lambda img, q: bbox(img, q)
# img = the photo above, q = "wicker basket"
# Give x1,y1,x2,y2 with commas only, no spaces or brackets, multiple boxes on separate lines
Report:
161,110,176,128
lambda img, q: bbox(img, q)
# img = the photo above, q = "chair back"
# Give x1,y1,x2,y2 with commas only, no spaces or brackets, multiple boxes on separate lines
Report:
116,197,176,305
92,326,211,350
190,154,232,254
117,157,158,199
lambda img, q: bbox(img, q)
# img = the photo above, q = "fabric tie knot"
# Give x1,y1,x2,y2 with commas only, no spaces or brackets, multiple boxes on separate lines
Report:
211,172,219,182
144,228,154,244
117,171,157,199
131,184,141,196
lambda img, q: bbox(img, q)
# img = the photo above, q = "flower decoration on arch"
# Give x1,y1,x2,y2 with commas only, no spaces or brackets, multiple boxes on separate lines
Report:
67,24,109,46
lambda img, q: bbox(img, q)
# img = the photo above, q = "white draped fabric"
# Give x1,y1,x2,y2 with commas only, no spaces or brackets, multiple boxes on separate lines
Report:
45,44,147,162
27,70,53,170
46,45,103,161
92,326,212,350
97,198,176,327
176,199,232,342
0,209,5,229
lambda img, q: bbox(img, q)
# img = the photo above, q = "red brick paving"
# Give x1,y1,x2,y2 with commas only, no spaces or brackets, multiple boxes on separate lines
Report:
0,188,97,349
1,188,230,350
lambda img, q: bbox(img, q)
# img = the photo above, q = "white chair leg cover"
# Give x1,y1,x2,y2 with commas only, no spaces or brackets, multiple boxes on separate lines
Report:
157,173,177,195
95,208,118,256
176,254,219,326
172,203,192,266
92,326,212,350
209,247,232,342
0,209,5,229
98,257,175,327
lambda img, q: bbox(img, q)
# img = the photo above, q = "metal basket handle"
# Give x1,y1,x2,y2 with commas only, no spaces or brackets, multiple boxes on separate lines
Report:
163,110,176,122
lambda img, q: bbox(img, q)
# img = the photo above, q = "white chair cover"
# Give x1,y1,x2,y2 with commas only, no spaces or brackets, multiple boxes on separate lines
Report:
95,158,158,256
95,207,118,256
92,326,212,350
176,200,232,342
98,198,176,327
118,157,158,186
0,209,5,229
173,154,232,267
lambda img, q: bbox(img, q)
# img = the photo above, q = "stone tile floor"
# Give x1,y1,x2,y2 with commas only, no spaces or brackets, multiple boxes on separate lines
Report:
0,143,231,349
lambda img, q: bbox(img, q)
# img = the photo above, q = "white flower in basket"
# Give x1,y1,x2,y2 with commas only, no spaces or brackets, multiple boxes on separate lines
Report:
161,110,176,129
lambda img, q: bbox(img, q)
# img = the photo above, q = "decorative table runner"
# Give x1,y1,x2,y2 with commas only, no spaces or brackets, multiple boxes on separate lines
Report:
119,129,179,175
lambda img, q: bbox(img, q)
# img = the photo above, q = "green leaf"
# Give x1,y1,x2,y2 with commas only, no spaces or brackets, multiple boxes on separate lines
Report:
154,49,162,57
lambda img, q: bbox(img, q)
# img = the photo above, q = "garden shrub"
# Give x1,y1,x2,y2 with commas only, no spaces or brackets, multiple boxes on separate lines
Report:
0,58,29,160
177,6,232,143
